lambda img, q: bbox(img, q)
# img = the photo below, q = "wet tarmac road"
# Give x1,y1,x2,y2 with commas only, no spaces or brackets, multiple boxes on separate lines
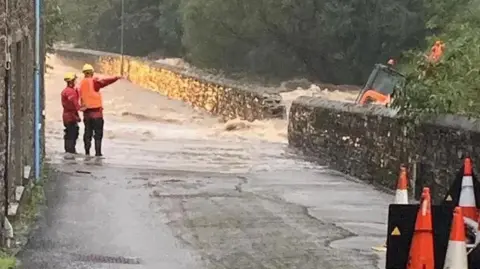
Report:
17,56,393,268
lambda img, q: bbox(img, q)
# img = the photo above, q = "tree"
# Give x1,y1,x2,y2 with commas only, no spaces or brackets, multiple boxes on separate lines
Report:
55,0,117,48
181,0,428,84
45,0,66,52
393,0,480,118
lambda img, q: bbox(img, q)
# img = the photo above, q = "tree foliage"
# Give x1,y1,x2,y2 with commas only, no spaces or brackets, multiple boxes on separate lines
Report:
51,0,480,117
393,0,480,118
180,0,428,84
45,0,66,52
56,0,429,84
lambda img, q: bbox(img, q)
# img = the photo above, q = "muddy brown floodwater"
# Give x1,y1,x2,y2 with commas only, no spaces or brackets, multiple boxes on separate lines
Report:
18,55,391,269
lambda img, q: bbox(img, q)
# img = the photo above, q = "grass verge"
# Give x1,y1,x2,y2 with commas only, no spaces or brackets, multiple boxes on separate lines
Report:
0,164,52,268
0,254,15,269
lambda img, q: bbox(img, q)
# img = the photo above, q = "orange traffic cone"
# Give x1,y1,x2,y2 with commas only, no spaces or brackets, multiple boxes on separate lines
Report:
394,165,409,204
459,157,478,223
407,187,435,269
443,207,468,269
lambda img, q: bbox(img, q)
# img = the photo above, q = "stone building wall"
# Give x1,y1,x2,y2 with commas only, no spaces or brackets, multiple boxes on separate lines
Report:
54,48,286,121
0,0,38,241
288,96,480,202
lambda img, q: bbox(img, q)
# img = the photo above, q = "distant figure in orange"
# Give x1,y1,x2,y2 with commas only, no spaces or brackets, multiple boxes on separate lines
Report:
428,40,445,63
387,59,396,67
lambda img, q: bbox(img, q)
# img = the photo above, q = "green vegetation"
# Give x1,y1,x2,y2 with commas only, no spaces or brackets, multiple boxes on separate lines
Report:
0,166,51,268
393,0,480,118
12,178,48,253
54,0,426,85
44,0,480,117
0,255,15,269
45,0,66,53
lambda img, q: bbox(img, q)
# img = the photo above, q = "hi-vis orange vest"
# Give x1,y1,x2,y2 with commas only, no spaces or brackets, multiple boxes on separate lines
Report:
429,43,444,62
79,77,102,109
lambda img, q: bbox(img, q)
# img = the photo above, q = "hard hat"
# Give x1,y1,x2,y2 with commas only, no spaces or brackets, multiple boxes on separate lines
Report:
64,72,77,82
82,64,94,73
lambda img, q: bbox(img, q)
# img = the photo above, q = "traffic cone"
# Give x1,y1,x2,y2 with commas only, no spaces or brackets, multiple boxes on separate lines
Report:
394,165,409,204
372,165,409,252
443,207,468,269
459,157,478,223
407,187,435,269
475,214,480,245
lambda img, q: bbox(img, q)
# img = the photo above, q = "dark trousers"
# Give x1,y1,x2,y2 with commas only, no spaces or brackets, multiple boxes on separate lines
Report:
83,117,104,156
64,122,79,153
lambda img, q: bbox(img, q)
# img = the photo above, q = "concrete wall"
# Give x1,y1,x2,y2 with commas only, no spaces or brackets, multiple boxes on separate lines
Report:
288,96,480,202
54,48,286,121
0,0,38,240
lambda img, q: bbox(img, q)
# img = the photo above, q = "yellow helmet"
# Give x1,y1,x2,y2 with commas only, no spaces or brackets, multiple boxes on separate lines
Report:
82,64,94,73
64,72,77,82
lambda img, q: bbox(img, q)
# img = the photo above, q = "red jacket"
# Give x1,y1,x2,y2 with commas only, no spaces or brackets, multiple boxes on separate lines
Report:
83,76,121,119
61,86,81,123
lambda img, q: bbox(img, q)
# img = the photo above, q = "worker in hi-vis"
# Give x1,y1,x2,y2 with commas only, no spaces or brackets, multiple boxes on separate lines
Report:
78,64,124,157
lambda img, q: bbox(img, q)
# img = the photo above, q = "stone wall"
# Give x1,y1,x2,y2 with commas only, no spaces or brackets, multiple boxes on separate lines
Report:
288,96,480,202
54,48,285,121
0,0,38,242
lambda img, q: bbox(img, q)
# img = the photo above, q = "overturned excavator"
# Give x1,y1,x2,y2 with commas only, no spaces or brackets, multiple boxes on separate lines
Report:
355,59,406,106
356,41,444,107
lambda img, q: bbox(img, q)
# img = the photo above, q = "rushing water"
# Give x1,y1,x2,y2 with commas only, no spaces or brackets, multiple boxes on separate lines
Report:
45,54,357,170
41,54,388,269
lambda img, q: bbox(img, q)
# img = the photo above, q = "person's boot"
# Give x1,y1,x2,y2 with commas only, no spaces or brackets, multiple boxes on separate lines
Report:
64,140,75,154
85,141,91,156
94,140,103,157
64,139,69,153
71,140,78,154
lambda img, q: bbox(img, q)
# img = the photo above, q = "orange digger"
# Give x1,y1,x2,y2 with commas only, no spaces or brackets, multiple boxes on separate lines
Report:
355,59,406,106
355,41,444,107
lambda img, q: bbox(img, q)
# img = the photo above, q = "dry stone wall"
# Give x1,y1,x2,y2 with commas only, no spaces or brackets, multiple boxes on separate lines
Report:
0,0,39,244
54,48,285,121
55,48,480,204
288,96,480,202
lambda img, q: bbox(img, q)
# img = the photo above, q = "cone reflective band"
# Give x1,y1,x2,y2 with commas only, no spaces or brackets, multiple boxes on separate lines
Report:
443,207,468,269
459,157,478,222
407,187,434,269
394,166,408,205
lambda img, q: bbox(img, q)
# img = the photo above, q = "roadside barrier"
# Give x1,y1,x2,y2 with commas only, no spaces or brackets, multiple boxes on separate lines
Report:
382,157,480,269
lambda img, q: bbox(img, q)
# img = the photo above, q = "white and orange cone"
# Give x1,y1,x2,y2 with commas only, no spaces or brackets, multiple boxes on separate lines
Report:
459,157,478,224
394,166,409,204
443,207,468,269
475,214,480,246
372,165,409,252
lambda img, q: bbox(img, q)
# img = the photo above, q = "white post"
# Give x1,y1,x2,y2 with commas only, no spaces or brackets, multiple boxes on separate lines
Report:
120,0,125,76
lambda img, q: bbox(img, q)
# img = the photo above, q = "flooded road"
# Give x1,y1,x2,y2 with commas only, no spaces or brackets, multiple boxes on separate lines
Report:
18,55,391,268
